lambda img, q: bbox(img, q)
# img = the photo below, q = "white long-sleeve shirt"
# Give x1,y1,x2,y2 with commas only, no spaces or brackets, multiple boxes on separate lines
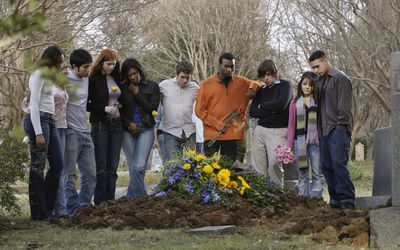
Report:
159,78,199,138
28,69,56,135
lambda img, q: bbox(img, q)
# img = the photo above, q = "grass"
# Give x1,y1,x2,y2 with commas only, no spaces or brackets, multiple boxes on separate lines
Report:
0,220,359,250
2,161,374,249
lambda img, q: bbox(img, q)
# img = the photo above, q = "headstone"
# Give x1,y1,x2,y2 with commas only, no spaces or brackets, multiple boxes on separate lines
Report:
355,142,365,162
283,163,298,191
372,127,392,196
188,225,236,234
391,52,400,206
370,52,400,248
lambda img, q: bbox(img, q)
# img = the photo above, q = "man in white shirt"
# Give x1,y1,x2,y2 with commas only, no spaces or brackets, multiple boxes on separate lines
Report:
160,60,199,162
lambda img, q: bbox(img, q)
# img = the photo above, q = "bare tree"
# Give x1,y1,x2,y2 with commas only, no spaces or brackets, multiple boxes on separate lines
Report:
274,0,398,158
135,0,275,82
0,0,157,129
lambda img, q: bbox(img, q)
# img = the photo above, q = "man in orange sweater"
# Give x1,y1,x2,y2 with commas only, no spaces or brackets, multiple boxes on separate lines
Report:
195,52,262,161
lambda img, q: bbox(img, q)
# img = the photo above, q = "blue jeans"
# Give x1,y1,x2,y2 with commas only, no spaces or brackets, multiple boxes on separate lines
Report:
23,113,63,220
320,127,355,206
296,143,324,198
122,127,154,197
91,120,123,205
53,128,68,217
64,128,96,216
164,132,196,162
157,133,167,165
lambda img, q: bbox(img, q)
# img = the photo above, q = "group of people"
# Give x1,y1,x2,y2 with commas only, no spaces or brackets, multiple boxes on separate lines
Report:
22,45,355,220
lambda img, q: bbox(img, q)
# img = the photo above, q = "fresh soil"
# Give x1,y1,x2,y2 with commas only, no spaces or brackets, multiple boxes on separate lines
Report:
56,192,370,247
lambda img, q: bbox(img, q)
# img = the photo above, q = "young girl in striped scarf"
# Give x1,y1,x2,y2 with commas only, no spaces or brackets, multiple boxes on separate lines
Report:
287,71,324,198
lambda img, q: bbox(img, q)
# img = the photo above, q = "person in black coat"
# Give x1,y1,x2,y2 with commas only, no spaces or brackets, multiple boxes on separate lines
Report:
87,48,123,205
119,58,160,197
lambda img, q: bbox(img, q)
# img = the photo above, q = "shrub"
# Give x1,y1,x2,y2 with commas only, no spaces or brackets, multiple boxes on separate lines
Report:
0,129,29,216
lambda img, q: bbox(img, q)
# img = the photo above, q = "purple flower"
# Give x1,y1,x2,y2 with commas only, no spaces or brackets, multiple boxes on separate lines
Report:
155,191,167,197
201,190,211,203
185,181,194,194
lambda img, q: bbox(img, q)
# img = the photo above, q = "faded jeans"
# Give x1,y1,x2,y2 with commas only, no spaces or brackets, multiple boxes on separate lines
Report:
53,128,68,217
64,129,96,216
164,131,196,162
23,113,63,220
296,143,324,198
122,127,154,197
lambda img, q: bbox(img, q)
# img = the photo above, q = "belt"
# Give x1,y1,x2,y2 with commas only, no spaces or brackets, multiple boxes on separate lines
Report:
105,116,121,122
40,111,53,119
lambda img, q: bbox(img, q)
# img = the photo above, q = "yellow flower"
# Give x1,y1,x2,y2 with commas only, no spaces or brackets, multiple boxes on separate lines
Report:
217,169,231,187
203,165,214,175
240,187,246,196
238,176,250,188
152,110,158,117
211,162,221,169
227,181,238,189
111,86,119,92
183,163,191,170
218,169,231,177
186,150,196,157
194,154,206,162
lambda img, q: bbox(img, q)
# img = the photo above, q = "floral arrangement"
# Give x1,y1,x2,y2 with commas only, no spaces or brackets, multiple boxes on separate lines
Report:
154,150,286,210
274,144,295,164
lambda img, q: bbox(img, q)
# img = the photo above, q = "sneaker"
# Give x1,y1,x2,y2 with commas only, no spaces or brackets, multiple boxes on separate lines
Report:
340,203,355,210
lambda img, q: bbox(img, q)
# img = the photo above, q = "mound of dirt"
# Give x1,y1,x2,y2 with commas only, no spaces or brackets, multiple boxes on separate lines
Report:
56,192,370,247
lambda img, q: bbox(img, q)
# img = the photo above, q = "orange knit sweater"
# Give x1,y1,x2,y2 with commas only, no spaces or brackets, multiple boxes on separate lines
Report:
195,74,261,141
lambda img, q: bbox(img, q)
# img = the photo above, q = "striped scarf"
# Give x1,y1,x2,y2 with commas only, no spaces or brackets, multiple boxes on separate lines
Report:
296,96,318,169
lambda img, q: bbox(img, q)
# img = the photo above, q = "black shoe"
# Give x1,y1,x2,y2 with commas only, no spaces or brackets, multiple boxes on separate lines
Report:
329,203,340,209
340,203,355,210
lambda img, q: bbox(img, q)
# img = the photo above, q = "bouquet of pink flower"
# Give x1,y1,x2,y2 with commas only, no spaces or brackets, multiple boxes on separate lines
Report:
274,144,295,164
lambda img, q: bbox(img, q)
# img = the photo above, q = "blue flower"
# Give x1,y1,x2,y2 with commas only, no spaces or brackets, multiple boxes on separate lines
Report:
155,191,168,197
211,190,220,202
185,181,194,194
193,170,202,178
168,176,177,184
200,189,211,204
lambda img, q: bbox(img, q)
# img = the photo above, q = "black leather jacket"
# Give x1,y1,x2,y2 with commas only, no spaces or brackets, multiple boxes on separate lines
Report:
87,73,123,123
119,79,160,129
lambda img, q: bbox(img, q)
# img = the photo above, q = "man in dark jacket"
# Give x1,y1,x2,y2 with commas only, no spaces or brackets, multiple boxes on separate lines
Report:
309,50,355,209
249,59,292,187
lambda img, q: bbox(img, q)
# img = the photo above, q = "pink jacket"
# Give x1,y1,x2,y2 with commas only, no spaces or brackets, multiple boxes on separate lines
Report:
287,100,296,148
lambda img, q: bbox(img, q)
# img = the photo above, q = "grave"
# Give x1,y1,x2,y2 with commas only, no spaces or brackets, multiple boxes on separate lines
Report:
372,127,391,196
370,52,400,248
355,142,365,162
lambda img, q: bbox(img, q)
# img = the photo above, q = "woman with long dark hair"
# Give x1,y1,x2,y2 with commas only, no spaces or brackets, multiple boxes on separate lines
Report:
23,45,65,220
120,58,160,197
87,48,123,204
287,71,323,198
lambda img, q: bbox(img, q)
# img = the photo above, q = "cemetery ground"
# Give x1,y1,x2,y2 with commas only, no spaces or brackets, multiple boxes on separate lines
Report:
0,161,373,249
